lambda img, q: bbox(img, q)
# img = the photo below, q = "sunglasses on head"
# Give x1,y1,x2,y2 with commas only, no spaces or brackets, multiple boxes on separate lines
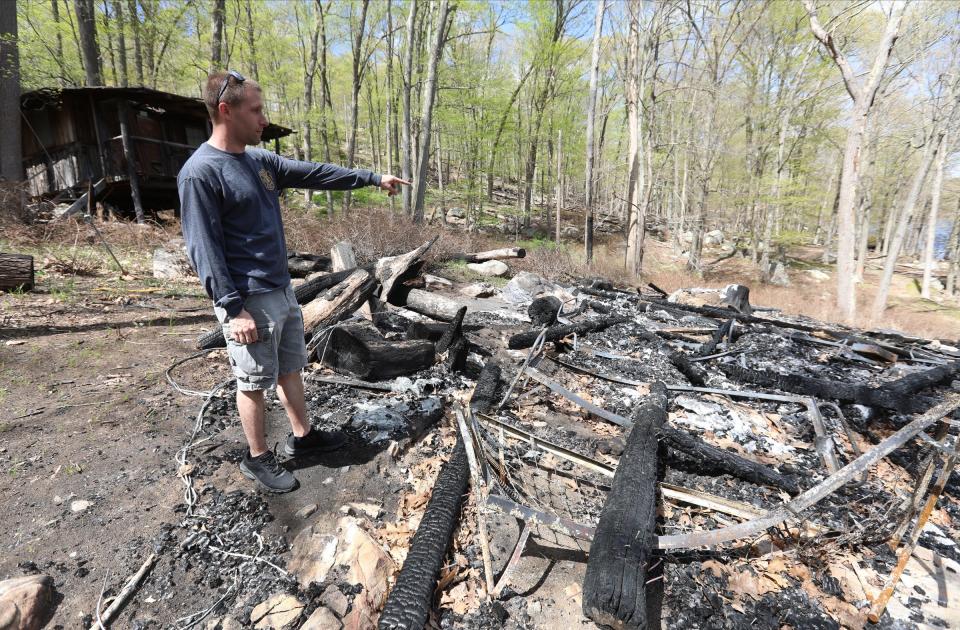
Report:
216,70,246,105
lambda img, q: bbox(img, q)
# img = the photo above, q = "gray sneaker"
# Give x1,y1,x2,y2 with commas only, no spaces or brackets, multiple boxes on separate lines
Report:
239,450,297,493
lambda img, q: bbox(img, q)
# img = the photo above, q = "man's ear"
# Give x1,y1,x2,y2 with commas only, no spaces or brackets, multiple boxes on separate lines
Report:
218,102,230,119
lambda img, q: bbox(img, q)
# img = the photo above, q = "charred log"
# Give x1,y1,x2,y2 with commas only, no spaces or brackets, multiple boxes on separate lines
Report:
661,426,800,495
582,382,668,629
320,323,435,380
287,252,331,277
379,437,469,630
507,316,633,350
528,296,562,327
470,363,503,414
719,362,960,414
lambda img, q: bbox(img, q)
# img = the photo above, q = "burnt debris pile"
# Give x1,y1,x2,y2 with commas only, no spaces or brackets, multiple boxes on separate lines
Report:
167,240,960,629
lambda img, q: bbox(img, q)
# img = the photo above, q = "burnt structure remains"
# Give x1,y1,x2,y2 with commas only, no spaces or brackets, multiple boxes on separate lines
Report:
19,86,292,217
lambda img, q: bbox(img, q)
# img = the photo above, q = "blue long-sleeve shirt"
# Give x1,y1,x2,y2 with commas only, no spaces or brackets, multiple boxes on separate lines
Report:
177,142,381,317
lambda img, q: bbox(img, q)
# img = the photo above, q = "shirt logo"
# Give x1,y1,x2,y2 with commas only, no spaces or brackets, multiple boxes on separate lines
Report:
258,168,276,191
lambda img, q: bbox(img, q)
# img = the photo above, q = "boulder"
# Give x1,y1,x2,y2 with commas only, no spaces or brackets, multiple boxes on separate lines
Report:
466,260,509,277
446,207,466,219
502,271,574,305
770,262,791,287
459,282,498,298
0,575,55,630
152,240,193,280
251,593,304,629
704,229,725,246
561,226,581,239
806,269,830,282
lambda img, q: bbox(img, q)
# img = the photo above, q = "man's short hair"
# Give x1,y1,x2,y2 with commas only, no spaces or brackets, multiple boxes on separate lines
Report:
203,71,261,121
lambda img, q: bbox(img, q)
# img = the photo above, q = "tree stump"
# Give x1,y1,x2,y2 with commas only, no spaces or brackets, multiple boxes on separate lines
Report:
0,254,34,292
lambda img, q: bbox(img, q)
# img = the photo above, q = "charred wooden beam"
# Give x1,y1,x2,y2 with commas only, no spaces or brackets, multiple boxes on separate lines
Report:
0,253,34,292
661,426,800,495
582,382,668,630
320,323,435,380
719,362,960,413
303,270,378,340
507,316,633,350
379,436,470,630
470,363,503,414
287,252,331,277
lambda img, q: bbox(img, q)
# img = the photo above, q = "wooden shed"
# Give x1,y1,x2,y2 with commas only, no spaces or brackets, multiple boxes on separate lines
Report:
20,86,293,215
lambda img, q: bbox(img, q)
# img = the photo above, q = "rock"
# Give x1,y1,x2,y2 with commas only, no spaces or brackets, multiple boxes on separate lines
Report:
70,500,91,513
770,262,791,287
423,273,453,290
460,282,498,298
295,503,318,519
681,231,694,244
561,226,580,239
502,271,574,305
806,269,830,281
205,617,242,630
320,586,350,617
251,593,303,629
288,517,396,619
0,575,55,630
466,260,509,277
339,502,383,520
152,240,192,280
704,229,725,246
52,495,63,506
446,207,466,219
333,517,397,628
288,527,339,588
301,606,342,630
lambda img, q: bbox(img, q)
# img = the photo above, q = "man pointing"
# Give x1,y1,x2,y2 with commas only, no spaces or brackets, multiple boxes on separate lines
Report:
178,70,409,492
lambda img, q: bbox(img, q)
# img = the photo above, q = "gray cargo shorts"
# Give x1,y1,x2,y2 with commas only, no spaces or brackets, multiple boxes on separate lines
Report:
213,284,309,391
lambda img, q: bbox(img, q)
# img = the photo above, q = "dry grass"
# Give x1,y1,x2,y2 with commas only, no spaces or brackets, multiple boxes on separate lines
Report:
3,206,956,341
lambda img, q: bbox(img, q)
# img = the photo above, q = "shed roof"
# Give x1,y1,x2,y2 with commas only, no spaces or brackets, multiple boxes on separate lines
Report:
21,86,294,142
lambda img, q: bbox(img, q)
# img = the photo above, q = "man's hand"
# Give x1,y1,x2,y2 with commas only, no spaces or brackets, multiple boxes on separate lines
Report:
379,174,411,196
230,309,259,344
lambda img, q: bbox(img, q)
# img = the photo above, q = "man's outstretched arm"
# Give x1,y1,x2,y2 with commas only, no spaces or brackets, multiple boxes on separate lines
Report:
270,155,409,196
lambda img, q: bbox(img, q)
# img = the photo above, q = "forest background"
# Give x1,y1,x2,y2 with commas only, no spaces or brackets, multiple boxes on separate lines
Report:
3,0,960,328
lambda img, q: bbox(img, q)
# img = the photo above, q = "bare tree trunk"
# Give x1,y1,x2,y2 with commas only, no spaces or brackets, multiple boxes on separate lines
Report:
51,0,66,86
343,0,371,215
114,0,128,86
127,0,143,84
301,2,321,204
75,0,103,85
485,66,532,201
385,0,396,211
0,0,23,193
244,0,258,80
101,0,117,85
211,0,224,70
872,131,944,319
946,197,960,295
401,0,418,216
555,128,562,243
806,1,903,321
583,0,605,262
412,0,453,222
921,130,951,298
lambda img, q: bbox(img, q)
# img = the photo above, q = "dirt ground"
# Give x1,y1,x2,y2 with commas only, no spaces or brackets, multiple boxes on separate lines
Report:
0,266,592,628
